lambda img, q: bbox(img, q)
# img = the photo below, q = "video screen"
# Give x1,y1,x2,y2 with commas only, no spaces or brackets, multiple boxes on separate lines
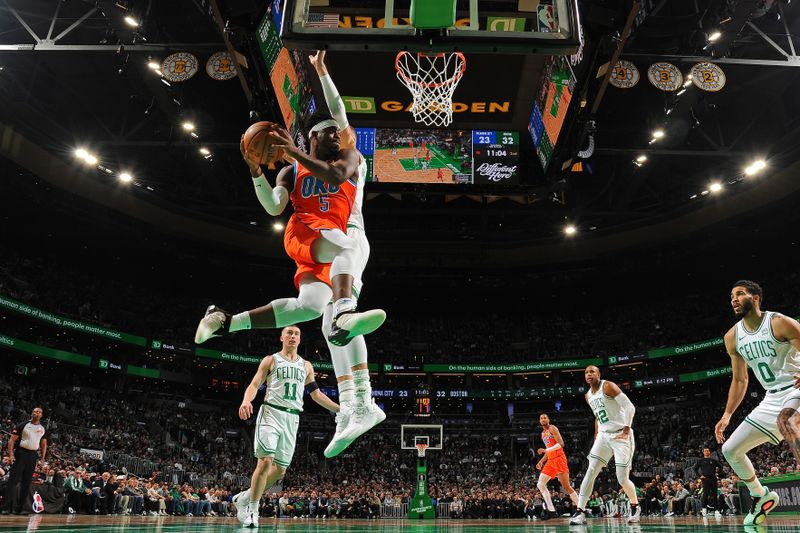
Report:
372,129,473,184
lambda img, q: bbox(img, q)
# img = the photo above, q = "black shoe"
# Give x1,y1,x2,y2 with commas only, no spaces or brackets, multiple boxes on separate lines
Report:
540,510,556,520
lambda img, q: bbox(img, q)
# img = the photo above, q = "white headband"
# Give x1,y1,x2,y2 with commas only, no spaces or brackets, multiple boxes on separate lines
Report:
308,119,339,139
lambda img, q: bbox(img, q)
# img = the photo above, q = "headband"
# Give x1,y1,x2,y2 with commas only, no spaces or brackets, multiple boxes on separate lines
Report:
308,119,339,139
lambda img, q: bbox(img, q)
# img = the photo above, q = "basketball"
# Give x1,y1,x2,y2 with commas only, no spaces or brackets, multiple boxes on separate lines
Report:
242,121,284,165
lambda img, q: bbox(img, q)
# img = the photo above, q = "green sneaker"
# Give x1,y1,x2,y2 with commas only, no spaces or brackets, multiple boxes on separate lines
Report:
743,488,779,526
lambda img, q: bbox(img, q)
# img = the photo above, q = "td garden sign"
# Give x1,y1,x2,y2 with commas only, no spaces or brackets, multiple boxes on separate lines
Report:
344,96,511,115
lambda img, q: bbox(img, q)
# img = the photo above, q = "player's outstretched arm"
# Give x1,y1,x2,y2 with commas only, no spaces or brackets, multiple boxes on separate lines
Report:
305,362,340,413
310,51,355,149
715,328,748,443
239,355,274,420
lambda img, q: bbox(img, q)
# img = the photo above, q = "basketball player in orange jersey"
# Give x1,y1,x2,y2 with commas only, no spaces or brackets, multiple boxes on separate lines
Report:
194,112,385,348
535,413,578,519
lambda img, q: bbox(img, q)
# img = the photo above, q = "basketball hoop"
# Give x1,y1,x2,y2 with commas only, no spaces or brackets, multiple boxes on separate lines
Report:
395,51,466,127
415,443,429,457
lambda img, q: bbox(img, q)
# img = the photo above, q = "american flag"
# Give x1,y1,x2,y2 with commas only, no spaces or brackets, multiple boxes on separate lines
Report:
307,12,339,28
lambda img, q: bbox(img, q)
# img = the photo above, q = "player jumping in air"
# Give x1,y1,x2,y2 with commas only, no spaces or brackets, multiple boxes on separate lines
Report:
194,110,386,348
232,326,338,527
714,280,800,526
535,413,579,519
570,365,641,524
309,49,385,456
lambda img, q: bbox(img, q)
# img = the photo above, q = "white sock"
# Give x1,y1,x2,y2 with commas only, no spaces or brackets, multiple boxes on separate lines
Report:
333,297,356,318
569,490,578,506
353,369,371,400
230,312,251,332
339,382,354,404
746,479,767,498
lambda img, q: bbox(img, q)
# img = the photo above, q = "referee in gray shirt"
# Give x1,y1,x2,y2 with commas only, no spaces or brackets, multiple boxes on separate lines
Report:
3,407,47,515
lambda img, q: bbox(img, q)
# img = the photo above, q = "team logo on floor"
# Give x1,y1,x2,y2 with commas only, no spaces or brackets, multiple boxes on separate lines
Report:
690,62,726,92
647,62,683,91
206,51,238,81
161,52,199,83
609,60,639,89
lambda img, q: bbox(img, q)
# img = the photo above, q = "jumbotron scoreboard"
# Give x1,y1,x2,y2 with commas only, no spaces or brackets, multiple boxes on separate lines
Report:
472,130,520,185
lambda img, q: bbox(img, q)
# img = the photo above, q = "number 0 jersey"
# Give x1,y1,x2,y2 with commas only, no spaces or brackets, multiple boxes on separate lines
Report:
735,311,800,391
265,352,307,412
289,155,363,232
586,380,628,433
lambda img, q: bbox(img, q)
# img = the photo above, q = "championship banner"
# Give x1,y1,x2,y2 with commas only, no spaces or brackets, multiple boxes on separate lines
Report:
424,358,603,373
0,295,147,346
79,448,104,460
738,473,800,513
647,62,683,91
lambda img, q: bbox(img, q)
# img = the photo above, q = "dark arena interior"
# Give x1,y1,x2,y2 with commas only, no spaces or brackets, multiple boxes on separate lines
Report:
1,0,800,532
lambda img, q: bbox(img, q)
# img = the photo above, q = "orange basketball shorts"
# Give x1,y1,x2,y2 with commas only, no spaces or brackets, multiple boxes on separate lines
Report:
542,453,569,478
283,216,331,289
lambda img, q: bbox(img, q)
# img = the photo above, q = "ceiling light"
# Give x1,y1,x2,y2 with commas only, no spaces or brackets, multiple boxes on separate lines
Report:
273,222,285,231
190,132,198,139
147,61,159,70
652,129,664,139
564,225,577,236
124,16,139,27
636,155,647,163
75,148,88,159
199,147,210,155
84,154,98,165
708,31,722,42
744,159,766,175
709,182,722,193
689,194,698,199
119,172,133,183
182,121,195,131
701,190,709,196
160,78,171,86
683,79,692,88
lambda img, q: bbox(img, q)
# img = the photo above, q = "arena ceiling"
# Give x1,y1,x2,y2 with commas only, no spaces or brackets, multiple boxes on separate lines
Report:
1,0,800,254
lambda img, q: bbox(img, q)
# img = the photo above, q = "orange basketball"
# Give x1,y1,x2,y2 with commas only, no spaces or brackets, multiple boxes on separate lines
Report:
242,121,285,166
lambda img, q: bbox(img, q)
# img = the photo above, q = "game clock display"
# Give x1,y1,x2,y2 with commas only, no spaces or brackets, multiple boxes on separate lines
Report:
472,130,519,185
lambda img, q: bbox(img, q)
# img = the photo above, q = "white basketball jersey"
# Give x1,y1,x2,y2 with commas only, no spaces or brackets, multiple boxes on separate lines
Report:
586,380,627,432
735,311,800,390
347,155,367,231
265,352,307,411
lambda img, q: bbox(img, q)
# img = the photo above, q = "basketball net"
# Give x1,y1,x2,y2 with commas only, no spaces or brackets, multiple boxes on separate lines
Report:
415,443,429,458
395,52,466,127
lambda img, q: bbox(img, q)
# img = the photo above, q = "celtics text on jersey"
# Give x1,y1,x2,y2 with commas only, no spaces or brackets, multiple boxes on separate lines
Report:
735,311,800,390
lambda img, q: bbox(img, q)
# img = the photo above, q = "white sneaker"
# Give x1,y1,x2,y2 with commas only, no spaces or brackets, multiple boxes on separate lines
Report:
328,309,386,346
569,510,586,525
324,401,354,458
233,491,252,527
701,508,707,517
194,305,230,344
248,501,260,528
665,512,675,517
627,505,641,523
714,510,722,518
339,397,386,443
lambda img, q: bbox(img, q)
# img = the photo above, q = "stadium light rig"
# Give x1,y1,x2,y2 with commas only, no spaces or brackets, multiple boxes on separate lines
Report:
707,30,722,42
119,172,133,183
182,121,195,132
709,182,722,193
199,147,210,155
744,159,766,175
124,16,139,27
564,225,577,236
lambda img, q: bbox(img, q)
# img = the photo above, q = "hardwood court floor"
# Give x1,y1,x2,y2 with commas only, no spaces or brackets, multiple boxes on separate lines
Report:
0,514,798,532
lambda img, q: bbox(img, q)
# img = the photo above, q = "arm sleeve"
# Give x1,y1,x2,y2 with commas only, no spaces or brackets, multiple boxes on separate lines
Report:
319,74,349,130
615,391,636,427
545,443,562,453
252,172,289,216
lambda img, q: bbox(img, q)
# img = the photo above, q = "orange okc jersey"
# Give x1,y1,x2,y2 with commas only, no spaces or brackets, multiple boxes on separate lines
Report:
541,429,566,460
289,161,357,232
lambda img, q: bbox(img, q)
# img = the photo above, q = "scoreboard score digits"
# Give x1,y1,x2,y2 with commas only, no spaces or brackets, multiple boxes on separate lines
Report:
472,130,519,185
